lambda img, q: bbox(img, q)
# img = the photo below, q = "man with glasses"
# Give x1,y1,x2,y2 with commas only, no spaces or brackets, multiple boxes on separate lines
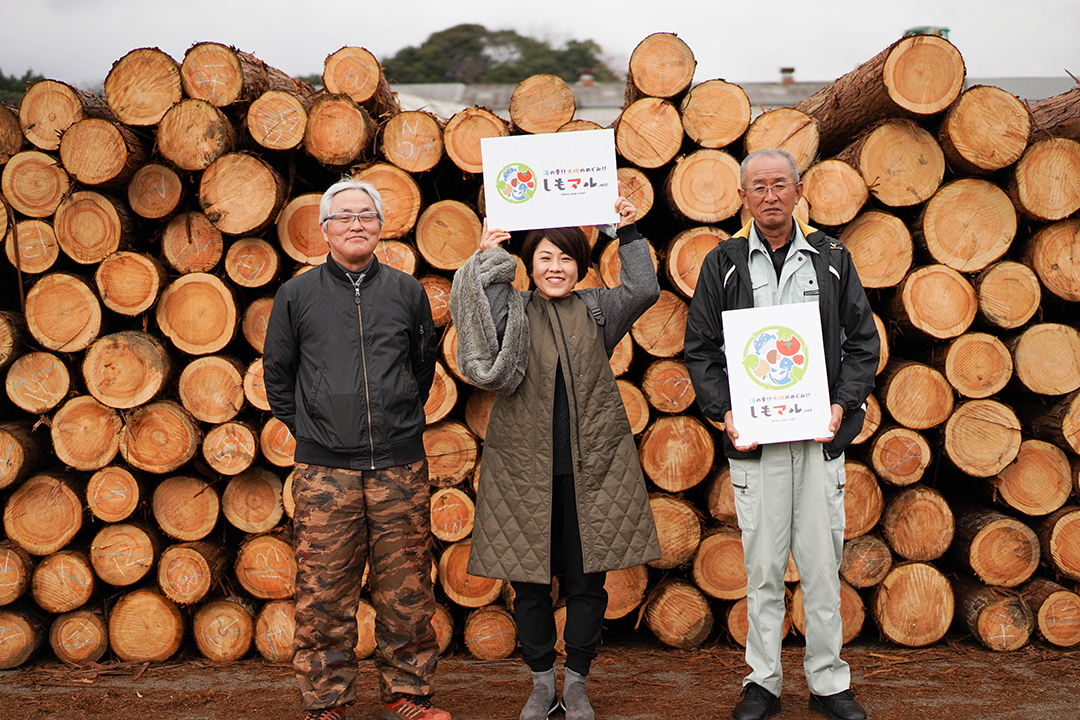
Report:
264,179,447,720
685,150,878,720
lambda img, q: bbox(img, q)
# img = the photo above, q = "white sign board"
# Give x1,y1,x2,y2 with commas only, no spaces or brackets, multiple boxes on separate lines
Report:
722,302,832,445
480,129,619,232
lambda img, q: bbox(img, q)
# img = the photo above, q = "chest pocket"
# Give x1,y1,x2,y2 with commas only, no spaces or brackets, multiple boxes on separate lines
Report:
750,270,774,307
792,260,820,301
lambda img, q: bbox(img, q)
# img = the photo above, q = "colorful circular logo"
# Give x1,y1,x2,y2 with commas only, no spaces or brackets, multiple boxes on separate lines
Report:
742,326,808,390
496,163,536,203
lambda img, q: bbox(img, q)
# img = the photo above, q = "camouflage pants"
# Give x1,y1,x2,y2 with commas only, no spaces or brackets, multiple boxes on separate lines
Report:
291,460,439,710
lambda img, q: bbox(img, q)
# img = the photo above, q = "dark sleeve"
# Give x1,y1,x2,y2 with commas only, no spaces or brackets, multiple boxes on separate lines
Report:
412,284,438,404
263,285,299,433
833,246,880,415
683,248,732,423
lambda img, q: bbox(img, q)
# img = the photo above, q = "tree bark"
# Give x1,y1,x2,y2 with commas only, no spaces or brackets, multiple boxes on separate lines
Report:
0,421,45,491
1029,85,1080,141
795,34,965,156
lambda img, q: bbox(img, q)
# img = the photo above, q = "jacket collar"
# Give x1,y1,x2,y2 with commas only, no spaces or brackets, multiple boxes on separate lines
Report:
324,253,381,284
733,217,820,241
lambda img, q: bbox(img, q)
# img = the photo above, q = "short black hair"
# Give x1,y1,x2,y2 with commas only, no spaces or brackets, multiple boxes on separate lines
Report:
520,227,591,278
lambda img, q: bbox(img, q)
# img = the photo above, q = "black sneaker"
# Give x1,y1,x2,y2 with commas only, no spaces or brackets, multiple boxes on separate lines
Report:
809,689,868,720
732,683,781,720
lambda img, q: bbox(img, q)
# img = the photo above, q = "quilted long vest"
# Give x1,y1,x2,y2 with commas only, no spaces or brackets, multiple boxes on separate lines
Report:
466,291,661,584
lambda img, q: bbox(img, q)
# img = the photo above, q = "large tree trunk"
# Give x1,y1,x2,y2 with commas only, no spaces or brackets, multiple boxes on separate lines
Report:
1018,577,1080,647
19,80,112,151
1029,85,1080,141
836,119,946,208
953,576,1033,652
615,98,683,169
880,484,955,562
59,118,147,187
795,34,965,156
914,179,1016,273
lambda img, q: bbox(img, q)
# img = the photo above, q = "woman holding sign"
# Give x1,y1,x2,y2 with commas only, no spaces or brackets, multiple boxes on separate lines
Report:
449,198,660,720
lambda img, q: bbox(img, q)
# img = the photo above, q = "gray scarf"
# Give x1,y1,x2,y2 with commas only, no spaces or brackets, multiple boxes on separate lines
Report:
449,247,530,393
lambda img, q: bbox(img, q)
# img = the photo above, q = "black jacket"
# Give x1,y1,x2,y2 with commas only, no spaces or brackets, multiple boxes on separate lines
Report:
263,255,437,470
684,221,879,460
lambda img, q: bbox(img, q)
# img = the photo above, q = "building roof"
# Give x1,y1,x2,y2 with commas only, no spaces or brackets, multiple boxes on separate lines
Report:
390,77,1078,125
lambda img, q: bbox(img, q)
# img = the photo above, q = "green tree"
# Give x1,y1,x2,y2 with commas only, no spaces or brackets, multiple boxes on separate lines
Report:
0,69,45,106
383,24,619,84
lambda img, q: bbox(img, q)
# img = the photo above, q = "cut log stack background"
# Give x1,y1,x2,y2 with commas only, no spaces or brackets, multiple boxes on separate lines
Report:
1,33,1080,669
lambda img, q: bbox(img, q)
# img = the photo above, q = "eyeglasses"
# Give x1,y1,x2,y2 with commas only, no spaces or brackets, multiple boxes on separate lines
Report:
746,183,794,198
325,211,381,227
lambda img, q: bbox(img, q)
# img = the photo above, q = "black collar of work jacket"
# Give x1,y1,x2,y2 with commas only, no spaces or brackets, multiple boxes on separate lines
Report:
324,253,380,287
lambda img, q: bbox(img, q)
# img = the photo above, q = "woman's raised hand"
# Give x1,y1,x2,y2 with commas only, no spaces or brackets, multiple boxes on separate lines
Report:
615,197,637,228
479,220,511,251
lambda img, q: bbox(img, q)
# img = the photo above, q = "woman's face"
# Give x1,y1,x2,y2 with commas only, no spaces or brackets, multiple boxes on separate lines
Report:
531,237,579,299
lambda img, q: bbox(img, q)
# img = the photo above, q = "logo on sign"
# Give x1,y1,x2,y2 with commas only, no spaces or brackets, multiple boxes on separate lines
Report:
496,163,536,203
742,326,808,390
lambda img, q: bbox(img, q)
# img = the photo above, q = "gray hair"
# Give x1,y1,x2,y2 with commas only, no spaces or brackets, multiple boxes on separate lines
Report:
319,179,385,225
740,149,800,187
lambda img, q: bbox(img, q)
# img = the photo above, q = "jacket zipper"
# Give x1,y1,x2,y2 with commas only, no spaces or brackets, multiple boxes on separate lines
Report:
354,283,376,469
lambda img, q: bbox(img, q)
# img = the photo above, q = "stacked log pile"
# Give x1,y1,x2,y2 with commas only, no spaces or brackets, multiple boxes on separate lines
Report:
2,34,1080,669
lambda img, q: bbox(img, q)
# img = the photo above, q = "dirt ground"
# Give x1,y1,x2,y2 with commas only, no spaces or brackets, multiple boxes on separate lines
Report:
1,633,1078,720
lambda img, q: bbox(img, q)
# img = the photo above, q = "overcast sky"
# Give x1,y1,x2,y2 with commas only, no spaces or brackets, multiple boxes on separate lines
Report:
2,0,1076,90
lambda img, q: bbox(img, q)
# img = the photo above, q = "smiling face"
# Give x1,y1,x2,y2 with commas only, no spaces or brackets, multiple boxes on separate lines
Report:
738,154,804,239
321,188,381,271
531,237,579,299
